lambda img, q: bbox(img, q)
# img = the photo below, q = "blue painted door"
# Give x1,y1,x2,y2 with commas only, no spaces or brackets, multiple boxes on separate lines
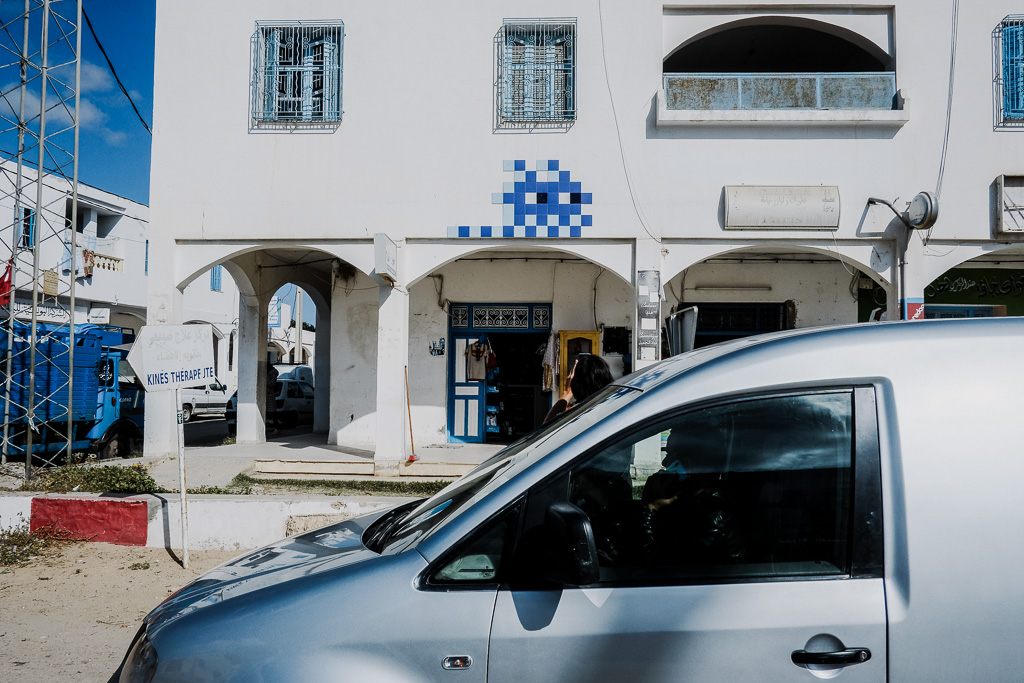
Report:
448,336,486,443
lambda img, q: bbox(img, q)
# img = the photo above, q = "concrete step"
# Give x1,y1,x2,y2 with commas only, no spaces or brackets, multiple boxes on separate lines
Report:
252,459,475,478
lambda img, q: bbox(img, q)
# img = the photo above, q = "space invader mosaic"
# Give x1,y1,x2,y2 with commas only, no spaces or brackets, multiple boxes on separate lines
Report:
447,160,593,238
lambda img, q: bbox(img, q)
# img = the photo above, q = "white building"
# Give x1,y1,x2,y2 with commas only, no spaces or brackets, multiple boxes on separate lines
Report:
147,0,1024,472
0,163,241,392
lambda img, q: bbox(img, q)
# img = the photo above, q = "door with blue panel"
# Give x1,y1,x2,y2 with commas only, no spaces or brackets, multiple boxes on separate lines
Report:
449,336,486,443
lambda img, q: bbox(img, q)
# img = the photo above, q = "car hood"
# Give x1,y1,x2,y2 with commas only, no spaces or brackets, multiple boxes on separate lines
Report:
145,508,393,633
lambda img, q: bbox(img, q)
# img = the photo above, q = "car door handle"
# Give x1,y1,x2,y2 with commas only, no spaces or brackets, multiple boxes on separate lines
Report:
792,648,871,666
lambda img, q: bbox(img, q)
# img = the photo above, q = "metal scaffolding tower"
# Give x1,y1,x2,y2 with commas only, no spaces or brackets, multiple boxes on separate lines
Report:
0,0,82,476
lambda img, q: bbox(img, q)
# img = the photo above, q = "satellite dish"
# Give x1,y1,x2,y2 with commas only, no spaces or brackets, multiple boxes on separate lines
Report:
907,191,939,230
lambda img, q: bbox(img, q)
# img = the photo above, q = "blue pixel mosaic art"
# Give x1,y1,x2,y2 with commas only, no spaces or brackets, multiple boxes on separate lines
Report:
447,160,593,238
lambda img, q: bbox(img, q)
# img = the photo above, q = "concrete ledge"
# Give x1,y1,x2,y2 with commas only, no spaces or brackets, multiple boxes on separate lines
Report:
0,492,399,551
254,459,474,479
400,462,475,478
254,459,375,476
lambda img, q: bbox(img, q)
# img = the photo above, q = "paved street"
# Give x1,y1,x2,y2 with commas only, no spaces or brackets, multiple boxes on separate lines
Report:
182,415,229,447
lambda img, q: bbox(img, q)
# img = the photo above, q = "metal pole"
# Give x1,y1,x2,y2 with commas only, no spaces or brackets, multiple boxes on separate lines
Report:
294,286,303,363
1,0,32,465
176,386,190,569
25,0,52,478
66,0,82,462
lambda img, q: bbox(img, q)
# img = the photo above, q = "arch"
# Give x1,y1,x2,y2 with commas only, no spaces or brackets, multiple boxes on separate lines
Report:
174,242,373,293
662,243,893,289
664,17,893,73
405,242,635,288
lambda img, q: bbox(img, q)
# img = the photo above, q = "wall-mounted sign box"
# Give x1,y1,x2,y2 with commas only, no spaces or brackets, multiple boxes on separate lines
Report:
724,185,840,229
996,175,1024,233
374,233,398,283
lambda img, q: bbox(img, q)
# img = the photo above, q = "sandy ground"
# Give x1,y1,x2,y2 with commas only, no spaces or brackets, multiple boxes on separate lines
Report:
0,543,245,682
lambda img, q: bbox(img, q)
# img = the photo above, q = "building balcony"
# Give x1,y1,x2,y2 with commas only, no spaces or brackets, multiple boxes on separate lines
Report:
92,252,124,273
657,72,909,128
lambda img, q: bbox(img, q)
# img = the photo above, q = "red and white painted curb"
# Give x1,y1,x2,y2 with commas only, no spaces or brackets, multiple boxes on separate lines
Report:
30,495,149,545
0,493,391,551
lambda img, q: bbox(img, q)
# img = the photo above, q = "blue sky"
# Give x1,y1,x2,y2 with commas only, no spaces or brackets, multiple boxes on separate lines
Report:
77,0,155,205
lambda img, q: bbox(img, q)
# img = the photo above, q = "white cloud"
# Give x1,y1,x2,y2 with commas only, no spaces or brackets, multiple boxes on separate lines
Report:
0,83,129,147
79,61,114,93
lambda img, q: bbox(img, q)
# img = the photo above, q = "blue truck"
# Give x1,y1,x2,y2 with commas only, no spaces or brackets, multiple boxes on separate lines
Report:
0,320,142,462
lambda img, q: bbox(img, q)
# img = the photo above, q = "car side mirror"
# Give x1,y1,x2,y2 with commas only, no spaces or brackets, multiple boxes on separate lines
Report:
541,502,600,586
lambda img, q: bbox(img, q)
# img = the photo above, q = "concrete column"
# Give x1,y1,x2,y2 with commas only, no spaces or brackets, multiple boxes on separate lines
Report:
900,233,929,321
374,284,409,475
142,234,183,457
633,237,664,372
313,304,330,433
236,294,268,443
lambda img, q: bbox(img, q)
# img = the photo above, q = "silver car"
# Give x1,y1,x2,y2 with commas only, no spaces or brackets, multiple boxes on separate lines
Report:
115,318,1024,682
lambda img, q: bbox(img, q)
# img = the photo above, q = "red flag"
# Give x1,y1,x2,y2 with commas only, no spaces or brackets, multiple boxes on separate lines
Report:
0,259,11,306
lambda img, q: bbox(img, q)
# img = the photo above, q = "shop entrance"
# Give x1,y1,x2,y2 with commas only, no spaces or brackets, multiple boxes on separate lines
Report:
447,303,552,444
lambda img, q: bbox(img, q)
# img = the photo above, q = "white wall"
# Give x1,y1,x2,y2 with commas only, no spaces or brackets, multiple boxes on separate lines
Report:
149,0,1024,449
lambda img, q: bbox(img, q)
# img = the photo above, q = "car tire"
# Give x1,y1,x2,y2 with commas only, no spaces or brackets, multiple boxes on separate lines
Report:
227,423,236,437
101,434,123,459
181,404,193,423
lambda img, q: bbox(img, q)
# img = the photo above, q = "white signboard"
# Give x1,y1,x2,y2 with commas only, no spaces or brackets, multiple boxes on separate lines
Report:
88,306,110,324
126,324,216,393
268,297,281,328
724,185,840,229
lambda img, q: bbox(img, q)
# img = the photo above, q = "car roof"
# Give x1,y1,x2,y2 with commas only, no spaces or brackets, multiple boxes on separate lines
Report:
615,318,1024,395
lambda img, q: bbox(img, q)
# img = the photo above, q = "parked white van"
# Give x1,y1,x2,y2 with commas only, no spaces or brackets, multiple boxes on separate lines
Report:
115,319,1024,682
178,380,229,422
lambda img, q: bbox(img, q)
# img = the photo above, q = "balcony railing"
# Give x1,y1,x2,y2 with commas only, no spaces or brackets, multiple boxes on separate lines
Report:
92,253,123,272
663,72,897,111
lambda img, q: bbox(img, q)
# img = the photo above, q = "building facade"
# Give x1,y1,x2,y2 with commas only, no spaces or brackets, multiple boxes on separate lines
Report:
148,0,1024,472
0,163,241,393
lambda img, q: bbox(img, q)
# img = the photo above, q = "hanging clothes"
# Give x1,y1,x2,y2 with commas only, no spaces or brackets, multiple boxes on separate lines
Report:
82,249,95,277
542,331,557,392
465,341,491,382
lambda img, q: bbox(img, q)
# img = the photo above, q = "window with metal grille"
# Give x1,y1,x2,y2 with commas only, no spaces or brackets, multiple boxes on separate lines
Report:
210,264,223,292
252,21,344,124
18,208,34,249
1001,16,1024,121
498,19,576,124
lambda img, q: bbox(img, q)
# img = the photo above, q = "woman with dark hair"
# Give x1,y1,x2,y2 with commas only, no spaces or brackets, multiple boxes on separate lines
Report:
543,354,613,424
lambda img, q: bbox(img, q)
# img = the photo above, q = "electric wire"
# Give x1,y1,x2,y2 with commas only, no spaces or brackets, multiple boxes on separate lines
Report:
934,0,960,207
81,4,151,135
596,0,660,243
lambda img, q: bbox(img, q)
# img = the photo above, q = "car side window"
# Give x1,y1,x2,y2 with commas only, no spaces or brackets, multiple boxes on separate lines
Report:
300,382,314,398
565,391,854,584
287,383,304,399
428,507,519,586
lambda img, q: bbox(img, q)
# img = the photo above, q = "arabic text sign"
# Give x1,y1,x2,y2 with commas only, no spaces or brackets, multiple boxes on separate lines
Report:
127,324,216,392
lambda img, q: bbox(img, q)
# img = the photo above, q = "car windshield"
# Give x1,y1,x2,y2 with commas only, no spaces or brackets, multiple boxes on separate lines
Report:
370,382,640,553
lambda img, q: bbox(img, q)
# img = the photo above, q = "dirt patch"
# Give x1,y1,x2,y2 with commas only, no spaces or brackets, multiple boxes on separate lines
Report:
0,543,243,682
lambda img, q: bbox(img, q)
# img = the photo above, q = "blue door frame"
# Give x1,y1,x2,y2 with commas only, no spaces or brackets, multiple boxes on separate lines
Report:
447,303,551,443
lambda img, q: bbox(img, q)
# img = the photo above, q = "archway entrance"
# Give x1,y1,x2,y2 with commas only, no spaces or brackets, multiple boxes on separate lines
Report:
408,247,633,446
664,246,890,348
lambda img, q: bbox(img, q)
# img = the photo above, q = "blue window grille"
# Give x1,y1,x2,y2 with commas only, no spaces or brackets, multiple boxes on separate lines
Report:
210,264,223,292
1002,17,1024,120
18,208,34,249
253,21,344,123
499,19,576,124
